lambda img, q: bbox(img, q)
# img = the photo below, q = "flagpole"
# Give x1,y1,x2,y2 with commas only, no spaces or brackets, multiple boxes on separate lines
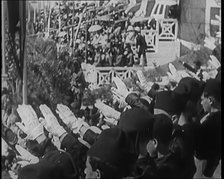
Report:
85,11,88,63
21,1,27,104
2,0,8,89
72,2,75,56
2,1,6,75
22,49,27,104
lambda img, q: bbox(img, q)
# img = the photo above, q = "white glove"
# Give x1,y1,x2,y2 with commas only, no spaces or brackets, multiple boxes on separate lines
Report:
78,137,91,149
56,104,78,130
72,117,90,135
207,70,218,79
104,117,118,126
95,100,121,120
178,70,191,78
16,105,44,140
215,14,221,22
89,126,102,134
204,37,216,50
167,63,182,83
101,125,110,130
136,70,153,92
209,55,221,69
202,71,210,81
216,31,221,38
112,92,128,109
16,145,39,167
111,76,130,99
186,70,201,81
39,104,66,138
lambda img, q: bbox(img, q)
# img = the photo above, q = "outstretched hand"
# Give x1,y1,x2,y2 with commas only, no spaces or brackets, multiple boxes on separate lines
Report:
39,104,66,138
204,37,216,50
111,76,130,99
56,104,78,129
167,63,182,83
209,55,221,69
16,105,44,141
16,145,39,167
136,70,153,93
95,100,121,120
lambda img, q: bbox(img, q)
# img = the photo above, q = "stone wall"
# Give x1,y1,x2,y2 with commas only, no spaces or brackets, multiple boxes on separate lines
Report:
178,0,220,56
178,0,206,45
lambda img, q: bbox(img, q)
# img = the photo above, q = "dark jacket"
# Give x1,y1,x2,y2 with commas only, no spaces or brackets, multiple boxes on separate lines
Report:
18,150,78,179
133,151,185,179
195,111,221,177
61,133,89,177
18,133,90,179
115,54,126,67
125,53,134,67
131,124,197,179
195,111,221,159
170,124,197,178
136,34,147,53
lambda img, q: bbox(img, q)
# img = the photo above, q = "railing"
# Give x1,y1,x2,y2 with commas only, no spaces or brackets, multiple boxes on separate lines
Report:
141,29,158,52
137,19,178,53
96,67,137,86
83,66,147,87
158,19,178,41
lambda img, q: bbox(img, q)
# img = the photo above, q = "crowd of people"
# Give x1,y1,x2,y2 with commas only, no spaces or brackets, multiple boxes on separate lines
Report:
29,1,167,67
2,49,221,178
2,1,221,179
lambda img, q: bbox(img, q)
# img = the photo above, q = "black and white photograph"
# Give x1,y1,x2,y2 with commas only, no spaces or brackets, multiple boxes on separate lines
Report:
1,0,221,178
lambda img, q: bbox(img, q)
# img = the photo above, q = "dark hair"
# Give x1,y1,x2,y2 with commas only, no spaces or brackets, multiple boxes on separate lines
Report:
89,156,125,179
203,79,221,104
183,100,199,122
153,114,173,145
139,98,151,111
137,127,154,146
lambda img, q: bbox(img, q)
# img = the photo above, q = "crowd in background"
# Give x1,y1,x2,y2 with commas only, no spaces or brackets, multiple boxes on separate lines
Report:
28,1,173,67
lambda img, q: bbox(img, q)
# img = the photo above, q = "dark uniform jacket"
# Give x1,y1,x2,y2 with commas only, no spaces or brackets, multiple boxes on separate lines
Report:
132,151,185,179
18,133,91,179
195,111,221,159
136,34,147,54
125,93,197,178
130,124,197,179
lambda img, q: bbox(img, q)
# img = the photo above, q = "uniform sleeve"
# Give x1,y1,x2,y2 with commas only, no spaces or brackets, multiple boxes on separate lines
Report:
61,133,88,175
82,129,99,146
25,138,58,158
61,133,88,153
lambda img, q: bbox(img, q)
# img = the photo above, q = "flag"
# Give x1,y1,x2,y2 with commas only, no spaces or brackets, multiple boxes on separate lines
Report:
7,1,26,79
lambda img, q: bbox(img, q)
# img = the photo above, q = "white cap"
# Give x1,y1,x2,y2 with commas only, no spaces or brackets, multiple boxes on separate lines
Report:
127,26,134,32
134,26,141,32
